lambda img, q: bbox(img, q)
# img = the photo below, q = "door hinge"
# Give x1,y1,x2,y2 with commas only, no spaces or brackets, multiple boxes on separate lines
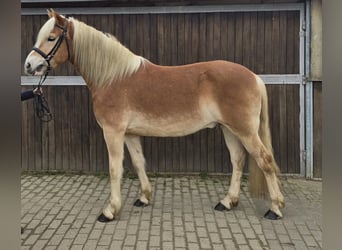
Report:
300,19,306,37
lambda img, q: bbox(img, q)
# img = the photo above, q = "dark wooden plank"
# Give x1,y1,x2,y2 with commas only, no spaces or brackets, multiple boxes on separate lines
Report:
53,87,62,171
278,85,288,172
191,13,200,63
256,12,265,74
272,86,281,170
149,14,158,63
129,14,137,53
164,14,172,65
234,12,243,65
222,133,231,174
293,85,300,173
249,12,258,72
135,14,145,57
213,13,221,59
242,12,252,69
285,85,296,173
264,12,273,73
293,11,300,74
214,126,223,173
177,13,185,65
220,13,228,61
271,11,280,74
227,13,235,62
76,86,89,172
157,14,166,65
279,12,287,73
72,86,84,171
41,87,50,171
285,11,300,74
199,13,207,61
142,136,152,172
206,13,215,61
46,87,56,171
184,13,192,64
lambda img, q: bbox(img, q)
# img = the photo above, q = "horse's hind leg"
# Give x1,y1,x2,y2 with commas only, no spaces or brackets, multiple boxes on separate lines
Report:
241,134,285,219
215,126,246,211
125,135,152,206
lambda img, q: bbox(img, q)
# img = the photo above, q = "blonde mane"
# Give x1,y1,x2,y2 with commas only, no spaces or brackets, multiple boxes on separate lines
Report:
71,18,144,87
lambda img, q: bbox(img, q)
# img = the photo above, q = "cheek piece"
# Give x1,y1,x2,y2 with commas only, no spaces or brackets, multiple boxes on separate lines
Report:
31,19,70,72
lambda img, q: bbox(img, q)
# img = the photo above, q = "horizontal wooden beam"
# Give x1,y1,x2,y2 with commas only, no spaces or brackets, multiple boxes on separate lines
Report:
21,74,303,86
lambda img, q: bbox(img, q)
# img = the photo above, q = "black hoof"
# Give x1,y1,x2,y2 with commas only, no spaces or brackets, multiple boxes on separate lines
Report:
264,209,282,220
214,202,230,211
21,227,24,234
97,213,114,223
134,199,147,207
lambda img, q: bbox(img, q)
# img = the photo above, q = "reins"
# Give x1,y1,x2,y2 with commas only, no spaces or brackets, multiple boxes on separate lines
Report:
34,71,52,122
31,19,70,122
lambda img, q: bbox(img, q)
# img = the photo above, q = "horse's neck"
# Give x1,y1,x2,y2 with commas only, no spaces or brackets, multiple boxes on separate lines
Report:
71,19,143,88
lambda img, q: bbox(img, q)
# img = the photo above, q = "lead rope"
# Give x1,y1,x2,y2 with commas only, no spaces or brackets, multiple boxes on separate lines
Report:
34,71,52,122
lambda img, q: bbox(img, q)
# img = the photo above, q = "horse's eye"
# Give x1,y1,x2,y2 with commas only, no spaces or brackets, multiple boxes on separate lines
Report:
48,37,56,42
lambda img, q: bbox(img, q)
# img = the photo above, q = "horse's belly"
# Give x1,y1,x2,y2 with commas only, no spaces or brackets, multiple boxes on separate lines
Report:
126,114,217,137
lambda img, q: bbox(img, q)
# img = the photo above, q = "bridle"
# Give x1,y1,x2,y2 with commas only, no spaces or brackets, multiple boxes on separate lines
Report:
32,18,71,83
30,18,71,122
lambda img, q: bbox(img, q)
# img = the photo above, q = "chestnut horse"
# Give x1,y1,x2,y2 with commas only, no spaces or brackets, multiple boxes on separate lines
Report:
24,10,284,221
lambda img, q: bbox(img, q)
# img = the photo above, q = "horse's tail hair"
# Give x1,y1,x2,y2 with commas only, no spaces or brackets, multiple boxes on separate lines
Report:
248,75,280,198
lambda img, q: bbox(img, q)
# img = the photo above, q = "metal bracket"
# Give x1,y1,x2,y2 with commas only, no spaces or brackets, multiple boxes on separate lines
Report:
302,17,307,31
302,75,308,85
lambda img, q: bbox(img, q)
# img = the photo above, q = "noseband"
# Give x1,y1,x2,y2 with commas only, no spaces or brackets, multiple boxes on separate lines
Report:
32,19,70,72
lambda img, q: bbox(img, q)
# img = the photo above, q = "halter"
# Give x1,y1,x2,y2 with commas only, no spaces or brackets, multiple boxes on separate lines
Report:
32,19,70,80
31,19,70,122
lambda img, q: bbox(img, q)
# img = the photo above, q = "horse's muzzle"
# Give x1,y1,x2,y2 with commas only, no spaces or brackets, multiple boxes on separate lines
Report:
25,62,46,76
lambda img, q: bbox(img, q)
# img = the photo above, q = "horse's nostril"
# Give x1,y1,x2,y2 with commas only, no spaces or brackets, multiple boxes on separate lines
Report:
25,62,31,69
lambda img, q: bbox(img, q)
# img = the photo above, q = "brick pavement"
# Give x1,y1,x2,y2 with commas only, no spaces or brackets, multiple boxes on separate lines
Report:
21,174,322,249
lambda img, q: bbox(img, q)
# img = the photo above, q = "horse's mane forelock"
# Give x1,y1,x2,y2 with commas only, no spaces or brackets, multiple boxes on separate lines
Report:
71,18,143,87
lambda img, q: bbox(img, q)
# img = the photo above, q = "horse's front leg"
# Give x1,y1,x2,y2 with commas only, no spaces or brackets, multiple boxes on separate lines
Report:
98,127,125,222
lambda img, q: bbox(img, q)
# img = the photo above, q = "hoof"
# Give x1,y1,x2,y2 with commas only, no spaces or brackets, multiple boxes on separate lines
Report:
21,227,24,234
134,199,147,207
214,202,230,211
264,209,282,220
97,213,114,223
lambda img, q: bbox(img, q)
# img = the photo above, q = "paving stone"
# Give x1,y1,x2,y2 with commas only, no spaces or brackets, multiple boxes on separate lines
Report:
21,175,322,249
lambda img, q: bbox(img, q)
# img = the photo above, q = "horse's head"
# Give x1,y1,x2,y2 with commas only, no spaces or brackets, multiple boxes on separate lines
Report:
24,9,71,76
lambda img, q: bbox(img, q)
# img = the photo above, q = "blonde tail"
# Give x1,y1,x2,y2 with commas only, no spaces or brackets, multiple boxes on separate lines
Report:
248,76,280,198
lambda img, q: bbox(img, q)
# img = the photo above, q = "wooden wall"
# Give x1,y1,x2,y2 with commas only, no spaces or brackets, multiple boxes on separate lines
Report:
21,10,301,174
22,12,300,75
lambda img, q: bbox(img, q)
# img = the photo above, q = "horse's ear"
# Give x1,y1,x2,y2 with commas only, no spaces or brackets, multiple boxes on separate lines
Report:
47,8,54,18
47,9,66,27
54,12,66,27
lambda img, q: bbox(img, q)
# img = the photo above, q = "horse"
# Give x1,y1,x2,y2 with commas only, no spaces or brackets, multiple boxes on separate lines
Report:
24,9,285,222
